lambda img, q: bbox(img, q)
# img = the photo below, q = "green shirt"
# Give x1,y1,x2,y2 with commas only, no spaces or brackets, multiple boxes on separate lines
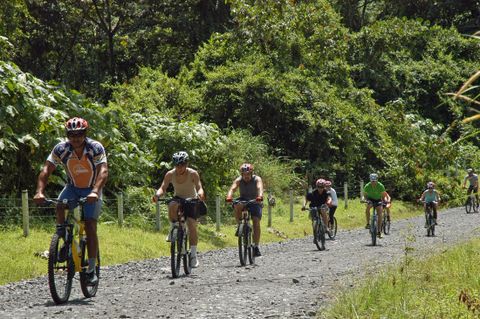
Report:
364,181,385,200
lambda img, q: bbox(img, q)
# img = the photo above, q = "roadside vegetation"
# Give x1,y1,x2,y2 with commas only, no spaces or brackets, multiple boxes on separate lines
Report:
322,237,480,318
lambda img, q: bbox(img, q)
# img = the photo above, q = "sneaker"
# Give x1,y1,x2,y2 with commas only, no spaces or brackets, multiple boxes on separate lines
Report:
85,270,98,286
190,254,199,268
365,224,370,229
253,246,262,257
57,244,68,263
377,232,383,239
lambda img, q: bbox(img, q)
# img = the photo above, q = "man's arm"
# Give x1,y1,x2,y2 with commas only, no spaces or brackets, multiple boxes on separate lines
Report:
226,178,240,199
153,171,173,202
34,161,56,203
192,170,205,201
92,163,108,194
256,176,264,199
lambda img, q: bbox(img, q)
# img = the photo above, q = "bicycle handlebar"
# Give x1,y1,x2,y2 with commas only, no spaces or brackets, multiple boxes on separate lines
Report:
39,198,88,206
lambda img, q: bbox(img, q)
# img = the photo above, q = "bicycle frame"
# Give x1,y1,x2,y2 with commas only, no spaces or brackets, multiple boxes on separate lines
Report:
48,199,87,273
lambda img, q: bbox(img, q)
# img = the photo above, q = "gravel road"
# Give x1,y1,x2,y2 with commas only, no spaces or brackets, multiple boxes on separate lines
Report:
1,207,479,319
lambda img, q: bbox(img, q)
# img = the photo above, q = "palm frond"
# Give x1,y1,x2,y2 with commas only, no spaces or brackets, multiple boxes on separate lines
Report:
456,70,480,97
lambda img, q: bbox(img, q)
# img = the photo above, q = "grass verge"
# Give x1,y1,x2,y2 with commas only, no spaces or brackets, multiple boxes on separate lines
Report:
321,238,480,318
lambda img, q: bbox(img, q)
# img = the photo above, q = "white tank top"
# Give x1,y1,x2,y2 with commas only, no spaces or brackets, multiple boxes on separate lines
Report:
172,168,197,199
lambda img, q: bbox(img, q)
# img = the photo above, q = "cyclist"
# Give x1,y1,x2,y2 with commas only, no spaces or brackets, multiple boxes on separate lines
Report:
226,163,264,257
362,173,388,238
419,182,440,227
33,117,108,285
383,191,392,223
462,168,479,207
324,180,337,230
302,179,333,237
153,151,206,268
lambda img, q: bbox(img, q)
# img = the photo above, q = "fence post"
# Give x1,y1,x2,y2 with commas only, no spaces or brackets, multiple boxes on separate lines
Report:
360,180,364,199
267,193,272,227
117,192,124,227
155,201,161,232
216,196,221,231
22,190,29,237
289,190,294,222
344,182,348,209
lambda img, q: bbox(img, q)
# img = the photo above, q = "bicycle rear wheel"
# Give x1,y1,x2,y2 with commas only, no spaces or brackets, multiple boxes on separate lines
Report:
238,223,247,266
48,233,74,304
170,227,182,278
80,239,100,298
328,217,337,239
182,231,191,275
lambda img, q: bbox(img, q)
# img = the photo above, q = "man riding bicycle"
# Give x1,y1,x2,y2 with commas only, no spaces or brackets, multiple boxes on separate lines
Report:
362,173,388,238
303,179,333,237
33,117,108,285
419,181,440,227
226,163,264,257
153,151,206,268
462,168,479,207
324,180,337,230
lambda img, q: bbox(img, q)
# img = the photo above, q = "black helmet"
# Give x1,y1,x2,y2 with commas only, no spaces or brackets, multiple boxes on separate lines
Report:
172,151,189,165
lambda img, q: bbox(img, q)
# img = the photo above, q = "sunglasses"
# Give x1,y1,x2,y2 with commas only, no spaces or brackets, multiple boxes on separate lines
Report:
67,132,86,138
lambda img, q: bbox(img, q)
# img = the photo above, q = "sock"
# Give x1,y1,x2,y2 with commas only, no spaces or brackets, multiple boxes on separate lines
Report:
88,258,96,272
190,245,197,256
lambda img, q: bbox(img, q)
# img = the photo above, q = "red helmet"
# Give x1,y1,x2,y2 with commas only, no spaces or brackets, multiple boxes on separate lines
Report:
65,117,88,132
240,163,254,173
316,179,326,187
324,180,332,187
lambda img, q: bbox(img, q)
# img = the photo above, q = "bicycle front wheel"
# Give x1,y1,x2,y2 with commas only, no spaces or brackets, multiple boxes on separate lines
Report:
383,214,391,235
171,228,182,278
247,225,255,265
370,213,377,246
328,217,337,239
80,239,100,298
427,213,435,237
466,197,474,214
48,233,74,304
238,224,247,266
182,231,191,275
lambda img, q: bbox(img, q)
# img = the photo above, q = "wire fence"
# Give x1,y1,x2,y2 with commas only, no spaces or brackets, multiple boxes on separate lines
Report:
0,182,365,237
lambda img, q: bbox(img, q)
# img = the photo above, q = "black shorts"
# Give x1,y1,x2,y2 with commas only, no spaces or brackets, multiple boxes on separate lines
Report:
467,185,478,195
170,197,207,219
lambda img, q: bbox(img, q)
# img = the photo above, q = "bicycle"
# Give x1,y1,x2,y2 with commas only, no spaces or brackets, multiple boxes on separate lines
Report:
42,198,100,304
465,192,479,214
422,200,436,237
361,199,381,246
303,204,328,251
159,197,197,278
381,201,391,235
231,199,257,266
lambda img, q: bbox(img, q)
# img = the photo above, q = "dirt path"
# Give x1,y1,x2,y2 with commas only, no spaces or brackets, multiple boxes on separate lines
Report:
1,207,479,318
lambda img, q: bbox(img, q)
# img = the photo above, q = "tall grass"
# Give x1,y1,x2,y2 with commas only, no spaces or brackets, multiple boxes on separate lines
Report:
0,197,421,285
322,238,480,318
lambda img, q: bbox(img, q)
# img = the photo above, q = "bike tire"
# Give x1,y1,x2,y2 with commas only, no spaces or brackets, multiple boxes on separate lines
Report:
370,212,377,246
466,197,474,214
238,224,247,266
429,213,435,237
328,217,337,239
183,231,191,275
48,233,74,304
170,227,182,278
318,221,326,251
80,239,100,298
312,221,322,251
246,225,255,265
383,215,391,235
